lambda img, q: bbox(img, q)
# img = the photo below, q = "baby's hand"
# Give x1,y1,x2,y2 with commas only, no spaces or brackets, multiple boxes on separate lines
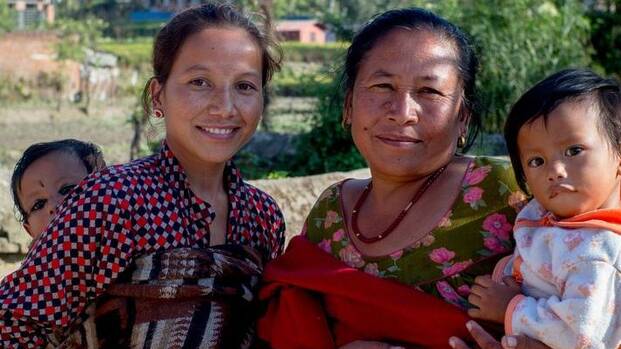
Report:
467,275,521,324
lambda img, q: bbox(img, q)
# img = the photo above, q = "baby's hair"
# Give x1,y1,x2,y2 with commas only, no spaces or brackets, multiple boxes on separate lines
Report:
10,139,106,223
504,68,621,193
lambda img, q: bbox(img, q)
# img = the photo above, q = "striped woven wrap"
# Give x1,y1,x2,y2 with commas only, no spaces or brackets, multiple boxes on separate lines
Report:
53,244,264,349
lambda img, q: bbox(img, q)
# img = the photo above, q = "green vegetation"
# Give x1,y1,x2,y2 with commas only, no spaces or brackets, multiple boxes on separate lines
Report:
98,37,153,67
1,0,620,179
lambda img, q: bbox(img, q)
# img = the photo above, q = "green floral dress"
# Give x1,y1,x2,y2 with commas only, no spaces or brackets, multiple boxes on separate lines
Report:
304,157,527,310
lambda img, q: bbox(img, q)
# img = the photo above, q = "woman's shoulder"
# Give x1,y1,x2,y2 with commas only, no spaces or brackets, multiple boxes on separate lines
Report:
240,181,284,218
73,154,160,200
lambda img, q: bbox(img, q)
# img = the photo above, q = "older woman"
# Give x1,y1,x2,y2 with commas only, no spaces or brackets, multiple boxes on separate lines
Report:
259,8,550,349
0,3,284,348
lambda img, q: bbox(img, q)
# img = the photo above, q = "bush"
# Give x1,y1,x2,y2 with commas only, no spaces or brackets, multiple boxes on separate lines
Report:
280,42,347,62
434,0,593,132
589,4,621,79
287,76,366,176
271,64,333,96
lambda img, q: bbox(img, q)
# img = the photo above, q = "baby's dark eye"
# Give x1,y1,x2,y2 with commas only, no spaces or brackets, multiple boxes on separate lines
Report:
527,157,544,168
59,184,77,196
565,145,583,157
30,199,46,213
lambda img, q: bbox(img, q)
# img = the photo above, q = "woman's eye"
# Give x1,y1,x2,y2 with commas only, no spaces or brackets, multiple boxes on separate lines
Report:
370,83,393,91
189,78,209,87
59,184,77,196
237,82,257,92
565,146,583,157
419,87,443,96
527,157,544,168
30,199,46,213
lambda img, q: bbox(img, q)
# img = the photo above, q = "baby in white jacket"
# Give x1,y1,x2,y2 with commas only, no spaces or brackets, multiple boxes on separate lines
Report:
468,69,621,349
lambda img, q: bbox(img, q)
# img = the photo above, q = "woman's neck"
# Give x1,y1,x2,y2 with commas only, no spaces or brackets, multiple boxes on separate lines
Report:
166,140,227,202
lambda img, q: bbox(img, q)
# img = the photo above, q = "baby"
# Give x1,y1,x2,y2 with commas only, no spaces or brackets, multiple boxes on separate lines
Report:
10,139,106,241
469,69,621,349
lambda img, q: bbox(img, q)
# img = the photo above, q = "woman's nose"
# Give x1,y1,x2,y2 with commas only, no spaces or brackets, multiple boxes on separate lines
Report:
388,91,419,124
207,87,235,117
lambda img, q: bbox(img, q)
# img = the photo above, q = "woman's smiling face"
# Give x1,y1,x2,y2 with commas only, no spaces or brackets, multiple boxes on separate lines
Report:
347,28,465,179
153,26,263,168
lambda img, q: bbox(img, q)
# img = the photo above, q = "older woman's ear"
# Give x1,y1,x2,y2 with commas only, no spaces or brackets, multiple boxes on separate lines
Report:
342,91,354,129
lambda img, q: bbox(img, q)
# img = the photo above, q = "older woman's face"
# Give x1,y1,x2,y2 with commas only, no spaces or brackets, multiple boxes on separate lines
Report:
348,28,465,179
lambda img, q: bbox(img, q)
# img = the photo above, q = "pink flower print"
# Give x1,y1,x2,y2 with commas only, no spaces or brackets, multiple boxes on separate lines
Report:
483,236,508,253
318,239,332,253
389,249,404,260
463,187,484,205
508,191,528,213
563,231,583,251
442,260,473,276
420,235,435,247
464,165,491,186
437,210,453,228
339,244,365,268
518,233,533,248
332,229,345,242
482,213,512,241
364,263,380,276
429,247,456,264
436,281,461,304
577,335,591,349
324,210,339,229
537,263,553,280
457,284,471,297
578,283,596,297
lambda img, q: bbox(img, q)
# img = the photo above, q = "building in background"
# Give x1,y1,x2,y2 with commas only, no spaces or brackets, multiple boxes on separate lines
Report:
7,0,55,29
276,18,328,44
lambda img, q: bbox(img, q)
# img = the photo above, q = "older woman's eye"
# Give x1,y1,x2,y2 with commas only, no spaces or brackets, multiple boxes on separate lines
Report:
527,157,544,168
419,87,444,96
59,184,77,196
370,83,393,91
565,145,583,157
30,199,46,213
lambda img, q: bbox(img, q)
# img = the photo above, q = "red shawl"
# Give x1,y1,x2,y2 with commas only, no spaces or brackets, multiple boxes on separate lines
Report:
257,236,470,349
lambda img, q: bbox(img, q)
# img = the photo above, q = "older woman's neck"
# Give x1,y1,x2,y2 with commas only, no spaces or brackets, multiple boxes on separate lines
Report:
369,171,433,201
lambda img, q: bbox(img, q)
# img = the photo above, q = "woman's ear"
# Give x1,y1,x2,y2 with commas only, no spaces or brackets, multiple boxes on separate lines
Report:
342,90,353,128
149,77,164,109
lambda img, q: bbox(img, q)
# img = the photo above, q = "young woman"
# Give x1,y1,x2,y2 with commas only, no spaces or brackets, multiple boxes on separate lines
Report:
0,3,284,348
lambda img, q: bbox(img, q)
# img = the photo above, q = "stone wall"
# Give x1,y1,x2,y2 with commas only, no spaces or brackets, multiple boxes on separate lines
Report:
0,165,370,275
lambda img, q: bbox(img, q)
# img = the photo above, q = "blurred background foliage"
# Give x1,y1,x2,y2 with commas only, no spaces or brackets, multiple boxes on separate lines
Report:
1,0,619,178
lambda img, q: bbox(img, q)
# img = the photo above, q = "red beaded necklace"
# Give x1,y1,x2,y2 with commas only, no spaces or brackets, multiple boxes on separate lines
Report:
351,165,447,244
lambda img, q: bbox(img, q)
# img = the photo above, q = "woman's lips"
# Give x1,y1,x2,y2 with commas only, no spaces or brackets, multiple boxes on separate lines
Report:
195,125,240,140
375,134,421,147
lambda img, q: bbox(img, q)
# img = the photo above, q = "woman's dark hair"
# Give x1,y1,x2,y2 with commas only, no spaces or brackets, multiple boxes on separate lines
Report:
342,7,480,151
141,2,282,117
11,139,105,223
504,68,621,193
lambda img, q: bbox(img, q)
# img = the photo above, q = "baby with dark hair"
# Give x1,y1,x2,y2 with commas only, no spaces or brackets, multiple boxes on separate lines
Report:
468,69,621,349
11,139,106,240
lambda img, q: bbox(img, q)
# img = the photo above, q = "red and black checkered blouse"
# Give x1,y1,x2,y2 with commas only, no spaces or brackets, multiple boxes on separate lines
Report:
0,142,285,347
